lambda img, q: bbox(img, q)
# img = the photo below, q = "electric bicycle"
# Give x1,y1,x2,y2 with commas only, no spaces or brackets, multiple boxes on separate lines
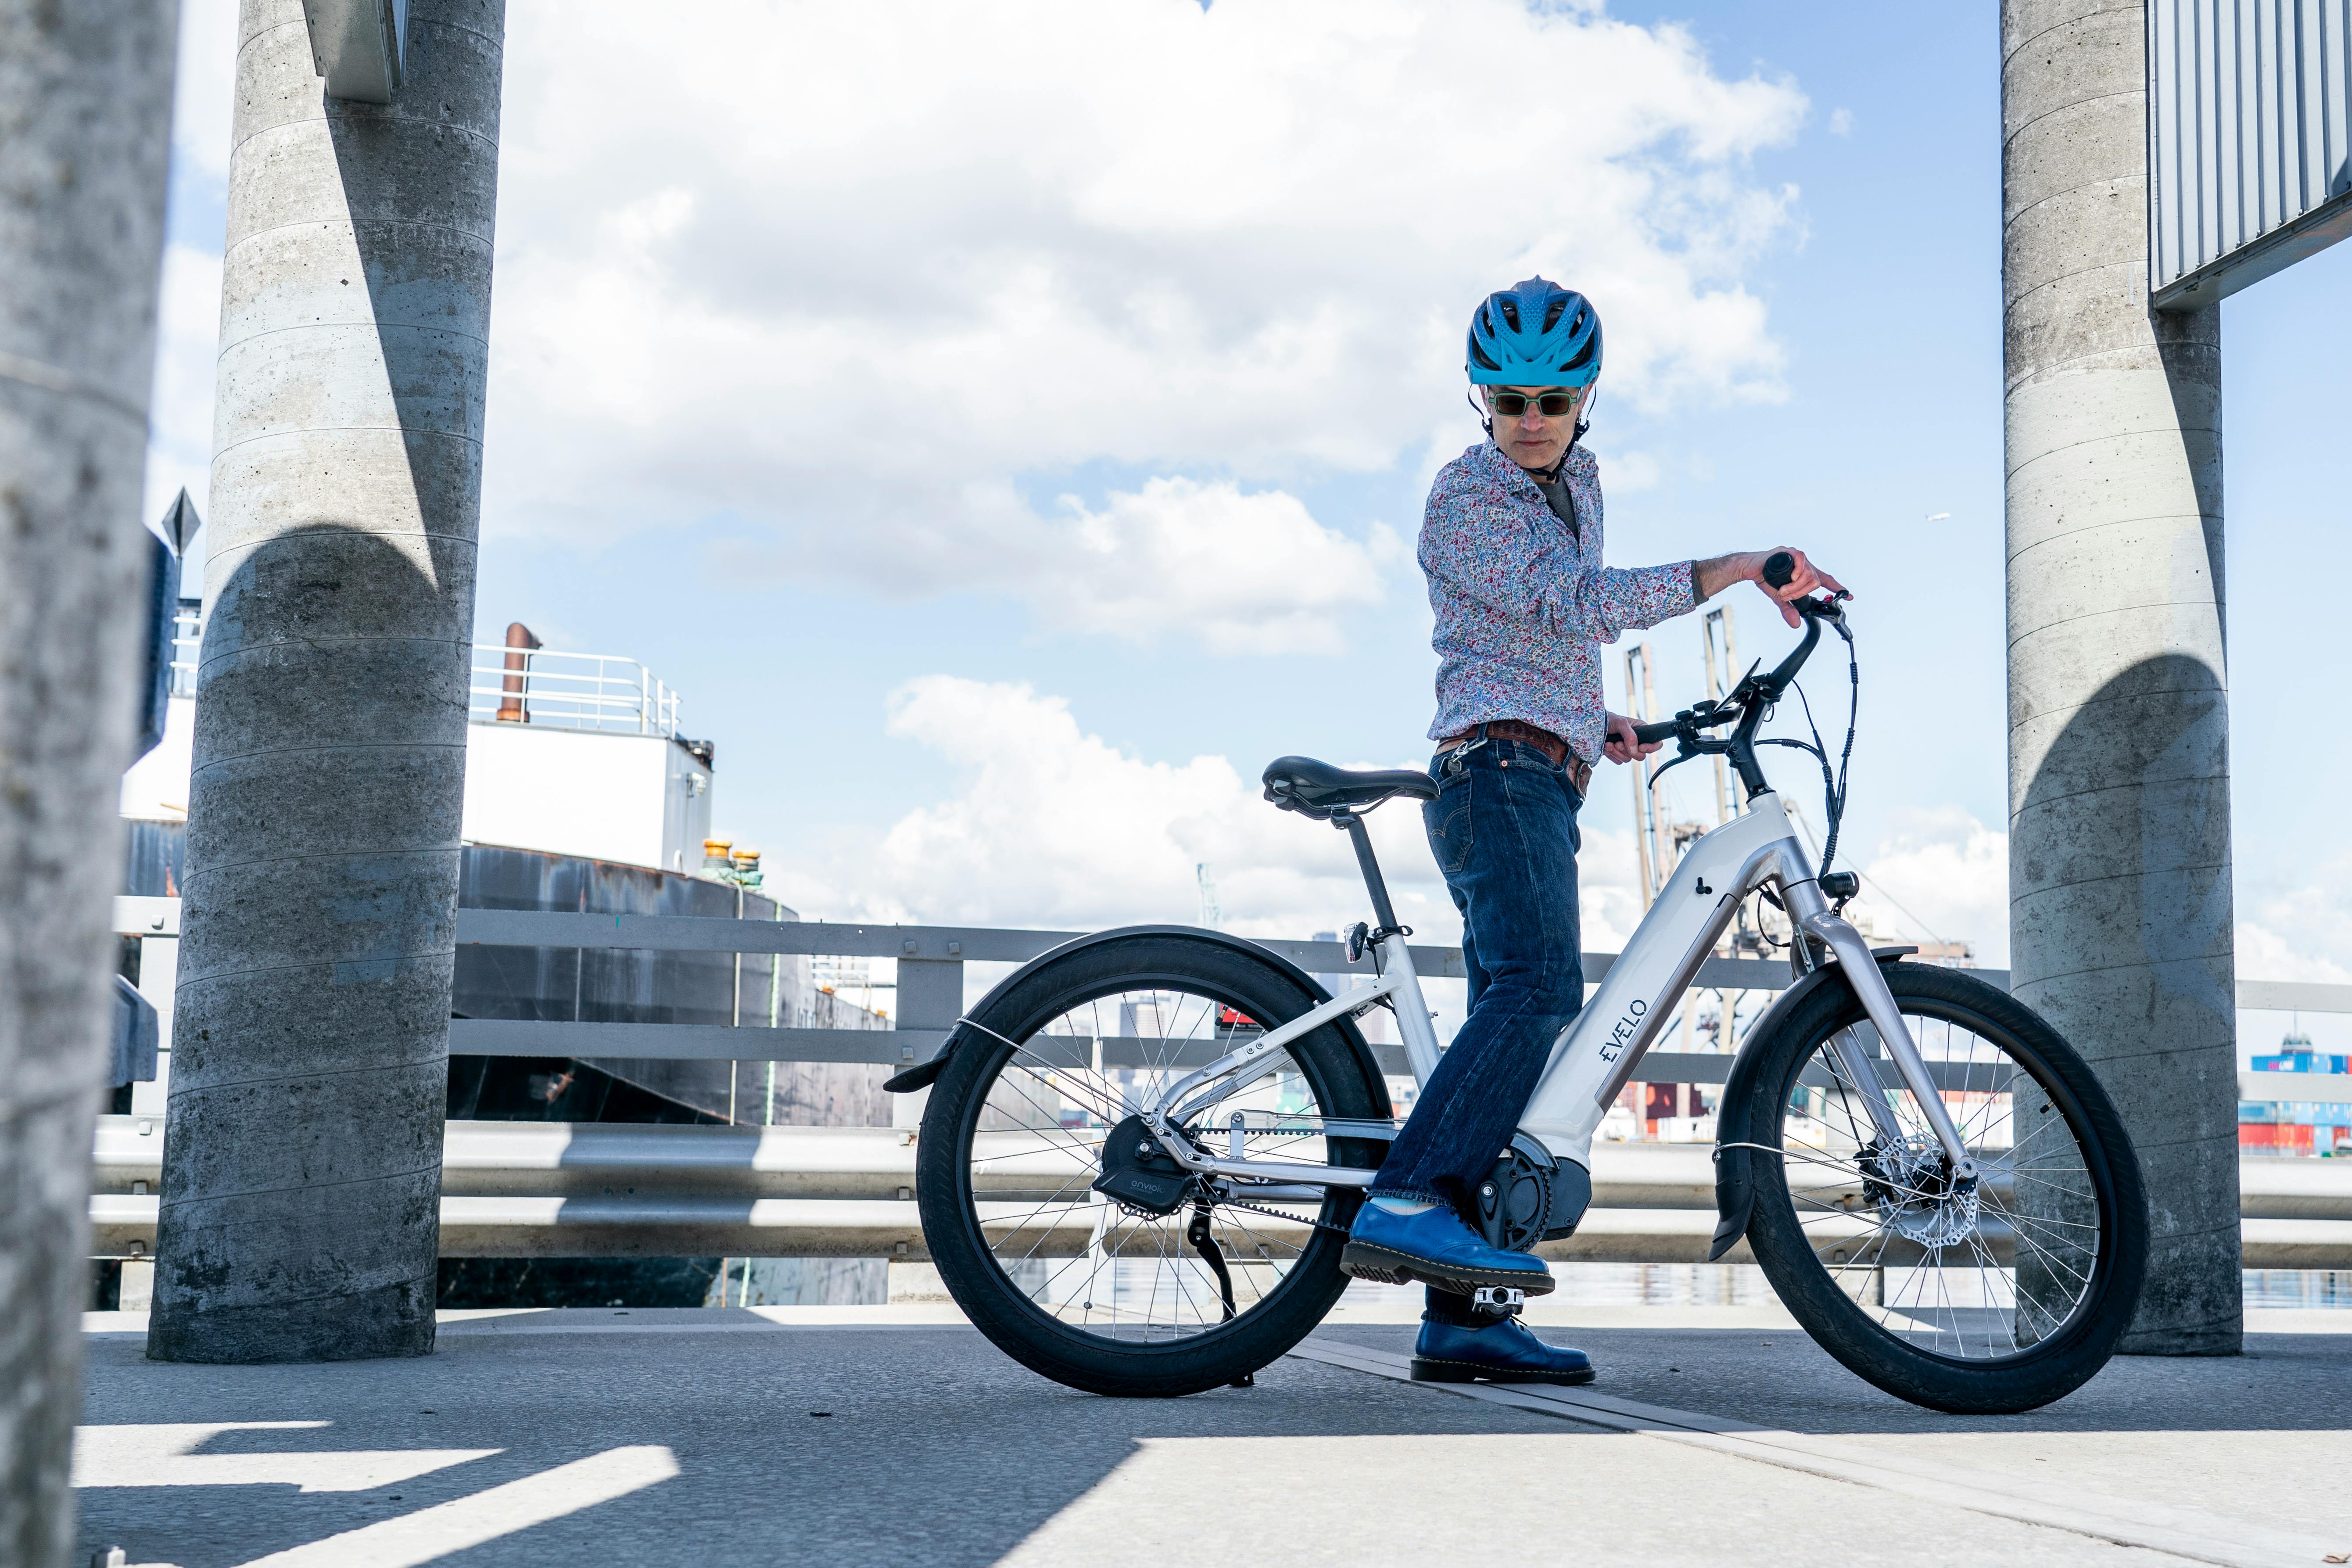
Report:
889,562,2148,1414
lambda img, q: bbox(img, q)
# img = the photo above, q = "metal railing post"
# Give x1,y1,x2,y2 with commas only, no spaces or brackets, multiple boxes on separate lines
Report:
892,952,965,1132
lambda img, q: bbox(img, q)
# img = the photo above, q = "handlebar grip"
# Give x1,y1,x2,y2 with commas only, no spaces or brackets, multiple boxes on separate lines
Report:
1630,719,1679,745
1762,550,1796,589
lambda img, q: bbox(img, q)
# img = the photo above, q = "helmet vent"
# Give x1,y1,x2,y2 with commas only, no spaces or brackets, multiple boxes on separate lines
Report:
1463,278,1603,390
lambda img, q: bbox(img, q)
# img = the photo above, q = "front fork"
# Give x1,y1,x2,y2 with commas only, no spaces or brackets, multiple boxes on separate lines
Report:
1778,877,1979,1183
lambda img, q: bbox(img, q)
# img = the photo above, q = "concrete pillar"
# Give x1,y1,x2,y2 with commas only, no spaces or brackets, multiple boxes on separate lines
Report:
0,4,178,1558
2002,0,2240,1354
150,0,504,1363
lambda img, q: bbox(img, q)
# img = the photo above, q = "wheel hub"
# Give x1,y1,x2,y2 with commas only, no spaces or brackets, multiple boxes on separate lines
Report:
1858,1135,1981,1248
1090,1113,1193,1215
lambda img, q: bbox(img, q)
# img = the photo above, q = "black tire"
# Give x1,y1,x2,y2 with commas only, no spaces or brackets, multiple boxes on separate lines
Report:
1735,962,2148,1414
915,931,1388,1397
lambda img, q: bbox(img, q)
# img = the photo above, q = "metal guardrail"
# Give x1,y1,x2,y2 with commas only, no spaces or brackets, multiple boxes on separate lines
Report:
97,896,2352,1266
455,911,1936,1077
167,618,687,736
466,647,683,737
113,898,2352,1099
89,1117,2352,1265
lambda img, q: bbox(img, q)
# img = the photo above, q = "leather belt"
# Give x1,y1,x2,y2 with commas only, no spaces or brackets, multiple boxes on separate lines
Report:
1439,720,1593,796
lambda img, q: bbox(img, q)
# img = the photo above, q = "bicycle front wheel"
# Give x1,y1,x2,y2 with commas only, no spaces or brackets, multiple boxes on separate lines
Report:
1736,962,2148,1414
914,930,1389,1397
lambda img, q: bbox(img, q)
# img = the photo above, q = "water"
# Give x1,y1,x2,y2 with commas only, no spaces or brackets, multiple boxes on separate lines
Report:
2241,1269,2352,1309
1347,1262,1781,1310
703,1262,2352,1310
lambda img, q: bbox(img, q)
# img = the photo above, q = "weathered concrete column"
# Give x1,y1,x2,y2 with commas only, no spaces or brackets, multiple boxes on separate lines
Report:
2003,0,2239,1354
0,4,178,1557
150,0,503,1363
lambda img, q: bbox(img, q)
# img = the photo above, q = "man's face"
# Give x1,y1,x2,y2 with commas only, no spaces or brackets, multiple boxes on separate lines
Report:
1486,384,1586,473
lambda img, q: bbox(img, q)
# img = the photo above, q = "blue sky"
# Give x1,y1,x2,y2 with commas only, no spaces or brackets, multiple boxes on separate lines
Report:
145,2,2352,1045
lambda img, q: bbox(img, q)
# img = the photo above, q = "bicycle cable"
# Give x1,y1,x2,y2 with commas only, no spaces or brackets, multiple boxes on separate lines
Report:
1813,620,1860,875
1761,615,1859,880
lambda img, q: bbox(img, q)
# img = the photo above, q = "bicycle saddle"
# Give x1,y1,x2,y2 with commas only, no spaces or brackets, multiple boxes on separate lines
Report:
1261,756,1438,819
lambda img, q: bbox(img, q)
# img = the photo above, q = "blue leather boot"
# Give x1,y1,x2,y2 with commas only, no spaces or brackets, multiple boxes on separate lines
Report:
1341,1202,1554,1295
1412,1314,1595,1385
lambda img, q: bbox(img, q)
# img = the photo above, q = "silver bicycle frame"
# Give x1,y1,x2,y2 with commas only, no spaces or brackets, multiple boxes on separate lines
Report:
1138,789,1975,1191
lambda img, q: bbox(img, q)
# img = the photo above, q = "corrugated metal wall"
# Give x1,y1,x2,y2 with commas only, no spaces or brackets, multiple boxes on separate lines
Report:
2149,0,2352,304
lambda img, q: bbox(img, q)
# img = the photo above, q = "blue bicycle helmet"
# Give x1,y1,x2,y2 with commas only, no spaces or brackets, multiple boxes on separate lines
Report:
1466,277,1602,388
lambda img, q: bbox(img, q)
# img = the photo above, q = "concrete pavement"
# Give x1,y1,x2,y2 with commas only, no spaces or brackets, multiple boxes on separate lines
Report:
74,1299,2351,1568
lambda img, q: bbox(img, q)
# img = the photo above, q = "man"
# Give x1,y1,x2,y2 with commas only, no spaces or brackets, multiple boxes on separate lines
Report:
1340,277,1843,1385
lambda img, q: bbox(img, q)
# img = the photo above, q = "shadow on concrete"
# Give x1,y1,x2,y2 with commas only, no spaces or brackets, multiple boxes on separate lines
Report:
1322,1322,2351,1435
77,1317,1604,1568
2012,649,2241,1353
79,1314,2352,1568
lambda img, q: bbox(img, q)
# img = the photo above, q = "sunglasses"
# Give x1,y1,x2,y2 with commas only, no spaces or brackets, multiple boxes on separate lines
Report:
1487,389,1584,418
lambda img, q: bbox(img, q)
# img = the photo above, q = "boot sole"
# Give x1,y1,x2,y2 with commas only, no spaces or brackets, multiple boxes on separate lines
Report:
1411,1357,1596,1386
1340,1241,1555,1297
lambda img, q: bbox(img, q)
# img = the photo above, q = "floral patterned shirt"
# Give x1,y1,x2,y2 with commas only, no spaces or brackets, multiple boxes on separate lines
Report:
1421,439,1697,761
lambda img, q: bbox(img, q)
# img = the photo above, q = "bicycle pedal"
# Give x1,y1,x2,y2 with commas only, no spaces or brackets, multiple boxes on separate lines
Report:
1470,1286,1525,1316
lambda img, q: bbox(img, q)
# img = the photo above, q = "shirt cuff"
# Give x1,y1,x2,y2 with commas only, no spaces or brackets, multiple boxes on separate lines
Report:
1631,560,1698,620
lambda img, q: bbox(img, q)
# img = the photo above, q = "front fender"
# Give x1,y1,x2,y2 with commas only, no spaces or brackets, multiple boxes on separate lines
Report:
1707,961,1856,1260
883,924,1391,1117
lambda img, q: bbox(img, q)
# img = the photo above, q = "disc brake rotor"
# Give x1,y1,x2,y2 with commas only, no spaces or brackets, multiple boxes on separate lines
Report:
1859,1134,1981,1248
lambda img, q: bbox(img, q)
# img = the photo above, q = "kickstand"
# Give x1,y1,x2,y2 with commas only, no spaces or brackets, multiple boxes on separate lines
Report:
1188,1205,1255,1387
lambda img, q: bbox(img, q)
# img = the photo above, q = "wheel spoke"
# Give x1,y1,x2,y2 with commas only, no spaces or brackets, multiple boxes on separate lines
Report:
1767,988,2115,1369
950,980,1368,1346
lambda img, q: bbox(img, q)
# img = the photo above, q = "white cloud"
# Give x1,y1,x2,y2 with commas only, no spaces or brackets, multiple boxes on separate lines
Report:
778,675,1453,939
1828,107,1854,136
170,0,237,183
1839,810,2352,987
141,243,223,532
143,0,1808,653
1590,445,1664,494
771,675,1670,969
2237,861,2352,984
473,0,1807,631
1050,479,1399,653
1846,806,2009,965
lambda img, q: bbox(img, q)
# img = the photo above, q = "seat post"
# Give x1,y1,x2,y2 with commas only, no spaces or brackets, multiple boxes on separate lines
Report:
1334,811,1402,931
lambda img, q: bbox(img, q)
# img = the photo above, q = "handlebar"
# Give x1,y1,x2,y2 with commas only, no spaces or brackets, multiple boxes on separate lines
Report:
1764,549,1847,625
1623,558,1853,784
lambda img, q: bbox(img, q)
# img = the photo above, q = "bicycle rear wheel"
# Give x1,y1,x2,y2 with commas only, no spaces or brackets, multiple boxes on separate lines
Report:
1736,962,2148,1414
914,930,1388,1397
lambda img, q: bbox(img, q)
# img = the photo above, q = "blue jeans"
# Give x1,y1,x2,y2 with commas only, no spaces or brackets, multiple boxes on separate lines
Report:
1373,732,1585,1236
